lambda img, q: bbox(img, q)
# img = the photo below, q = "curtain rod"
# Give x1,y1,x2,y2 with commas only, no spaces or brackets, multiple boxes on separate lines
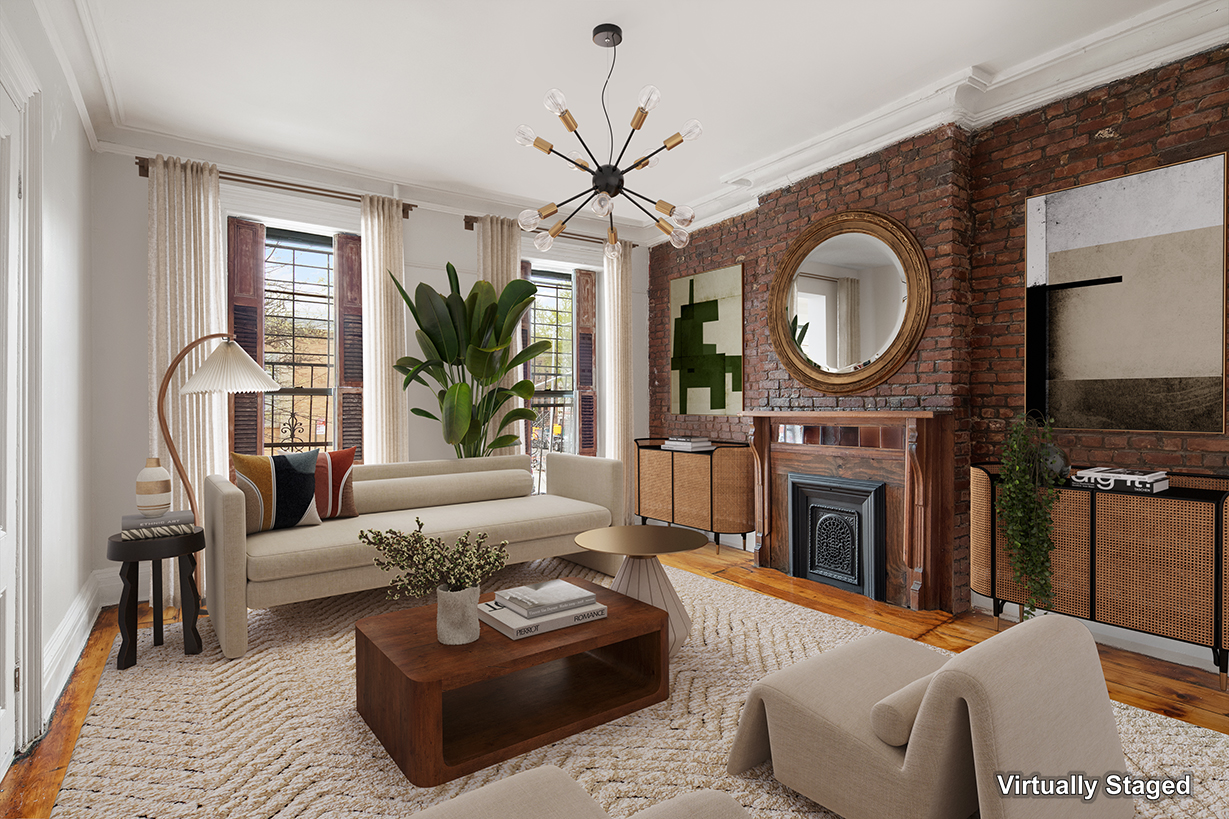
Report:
135,157,414,219
463,214,636,248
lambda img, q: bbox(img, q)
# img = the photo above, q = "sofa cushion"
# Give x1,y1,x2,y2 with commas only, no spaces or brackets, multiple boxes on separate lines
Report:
353,470,532,515
246,493,611,582
233,450,322,534
316,448,358,520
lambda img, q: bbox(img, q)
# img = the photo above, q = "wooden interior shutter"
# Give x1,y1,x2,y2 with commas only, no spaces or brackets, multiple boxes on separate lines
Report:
575,268,597,456
335,233,363,462
228,217,265,457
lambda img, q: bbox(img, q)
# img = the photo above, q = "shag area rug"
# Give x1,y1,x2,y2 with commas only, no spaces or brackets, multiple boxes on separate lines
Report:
52,559,1228,819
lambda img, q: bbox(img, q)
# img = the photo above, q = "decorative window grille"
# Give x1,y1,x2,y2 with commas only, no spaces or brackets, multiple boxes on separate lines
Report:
262,229,336,453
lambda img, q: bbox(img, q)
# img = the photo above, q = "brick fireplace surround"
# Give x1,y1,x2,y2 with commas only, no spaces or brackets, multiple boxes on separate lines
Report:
648,45,1229,613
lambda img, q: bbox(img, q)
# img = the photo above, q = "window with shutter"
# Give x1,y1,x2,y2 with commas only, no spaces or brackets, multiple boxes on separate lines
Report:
226,218,363,461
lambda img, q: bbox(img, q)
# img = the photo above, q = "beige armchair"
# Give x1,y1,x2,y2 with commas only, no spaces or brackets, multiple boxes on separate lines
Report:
408,765,749,819
727,614,1131,819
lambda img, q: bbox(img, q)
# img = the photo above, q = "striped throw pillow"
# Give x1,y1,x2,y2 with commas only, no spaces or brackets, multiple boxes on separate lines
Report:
316,448,358,520
232,450,323,534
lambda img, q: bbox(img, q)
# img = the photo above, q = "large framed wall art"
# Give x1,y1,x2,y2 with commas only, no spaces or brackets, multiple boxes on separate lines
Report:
670,265,744,416
1025,153,1227,432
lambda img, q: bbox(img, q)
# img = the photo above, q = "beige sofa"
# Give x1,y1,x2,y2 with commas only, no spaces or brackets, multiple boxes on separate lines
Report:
204,452,624,658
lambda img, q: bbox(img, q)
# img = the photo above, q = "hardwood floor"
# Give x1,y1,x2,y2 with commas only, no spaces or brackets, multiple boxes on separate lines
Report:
1,546,1225,818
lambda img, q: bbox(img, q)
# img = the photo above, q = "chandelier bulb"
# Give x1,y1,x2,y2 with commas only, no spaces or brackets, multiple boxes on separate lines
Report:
543,88,568,116
680,119,703,142
533,231,555,252
633,154,660,171
637,85,662,112
669,227,691,249
517,209,541,232
569,150,589,171
604,240,620,260
672,205,695,228
514,124,536,147
591,193,614,217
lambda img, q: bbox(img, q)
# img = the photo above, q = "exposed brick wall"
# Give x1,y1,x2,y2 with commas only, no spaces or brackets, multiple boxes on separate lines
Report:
649,123,975,610
970,45,1229,471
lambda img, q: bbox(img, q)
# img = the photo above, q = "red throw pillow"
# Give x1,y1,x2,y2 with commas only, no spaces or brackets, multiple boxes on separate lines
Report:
315,448,358,519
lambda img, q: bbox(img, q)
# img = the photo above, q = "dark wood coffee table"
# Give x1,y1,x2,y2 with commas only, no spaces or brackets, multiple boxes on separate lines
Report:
355,577,668,787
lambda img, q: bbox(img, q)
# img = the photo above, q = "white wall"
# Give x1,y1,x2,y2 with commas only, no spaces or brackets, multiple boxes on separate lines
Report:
6,0,95,721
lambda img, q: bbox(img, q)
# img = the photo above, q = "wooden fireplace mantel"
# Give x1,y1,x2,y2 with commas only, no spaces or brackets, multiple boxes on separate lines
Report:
741,410,955,612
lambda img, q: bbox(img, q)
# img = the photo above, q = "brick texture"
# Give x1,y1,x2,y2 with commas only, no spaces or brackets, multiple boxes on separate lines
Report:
649,124,975,610
645,43,1229,614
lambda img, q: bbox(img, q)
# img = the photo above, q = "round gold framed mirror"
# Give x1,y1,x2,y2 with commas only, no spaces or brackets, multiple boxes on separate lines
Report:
768,210,931,395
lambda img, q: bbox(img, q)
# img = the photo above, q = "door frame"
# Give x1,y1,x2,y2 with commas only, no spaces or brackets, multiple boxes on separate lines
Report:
0,8,45,755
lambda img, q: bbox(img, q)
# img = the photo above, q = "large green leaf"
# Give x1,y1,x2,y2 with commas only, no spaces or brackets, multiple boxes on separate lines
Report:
446,292,469,352
506,340,552,373
485,434,521,452
497,407,537,432
506,379,535,400
399,359,435,389
464,344,503,384
497,295,536,344
415,283,459,364
495,279,537,339
388,271,421,328
411,407,440,422
467,281,498,341
446,262,461,298
441,382,472,444
415,329,443,367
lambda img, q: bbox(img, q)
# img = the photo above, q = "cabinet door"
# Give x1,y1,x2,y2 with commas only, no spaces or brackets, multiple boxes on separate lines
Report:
673,453,712,531
637,449,674,522
1095,494,1215,647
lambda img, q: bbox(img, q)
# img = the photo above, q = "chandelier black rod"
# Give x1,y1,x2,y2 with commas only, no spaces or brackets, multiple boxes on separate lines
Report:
561,191,600,226
556,187,598,209
622,143,669,174
614,128,637,169
620,185,657,206
621,192,659,222
550,148,593,173
572,131,601,168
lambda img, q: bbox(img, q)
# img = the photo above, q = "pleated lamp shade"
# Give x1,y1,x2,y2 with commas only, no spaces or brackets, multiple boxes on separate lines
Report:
180,339,280,394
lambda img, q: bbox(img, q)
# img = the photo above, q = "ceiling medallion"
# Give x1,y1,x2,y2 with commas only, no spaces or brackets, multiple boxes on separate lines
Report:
515,22,702,258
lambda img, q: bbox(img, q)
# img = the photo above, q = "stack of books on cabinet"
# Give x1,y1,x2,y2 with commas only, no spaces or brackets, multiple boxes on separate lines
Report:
120,510,195,540
1070,467,1169,494
477,579,607,640
661,436,715,452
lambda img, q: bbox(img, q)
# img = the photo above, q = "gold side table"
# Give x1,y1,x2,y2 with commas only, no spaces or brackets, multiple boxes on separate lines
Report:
575,524,709,656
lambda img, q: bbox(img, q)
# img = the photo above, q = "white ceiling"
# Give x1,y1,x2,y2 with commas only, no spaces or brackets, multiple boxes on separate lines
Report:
37,0,1229,241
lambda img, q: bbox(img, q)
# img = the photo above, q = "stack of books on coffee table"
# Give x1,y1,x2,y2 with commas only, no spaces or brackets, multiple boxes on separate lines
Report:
478,579,608,640
120,510,195,540
661,436,715,452
1070,467,1169,494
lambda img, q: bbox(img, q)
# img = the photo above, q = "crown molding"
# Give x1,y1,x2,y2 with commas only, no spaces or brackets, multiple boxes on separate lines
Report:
30,0,97,148
0,5,41,105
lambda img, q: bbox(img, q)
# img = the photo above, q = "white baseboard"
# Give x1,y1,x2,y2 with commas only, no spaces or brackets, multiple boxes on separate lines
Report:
40,569,121,724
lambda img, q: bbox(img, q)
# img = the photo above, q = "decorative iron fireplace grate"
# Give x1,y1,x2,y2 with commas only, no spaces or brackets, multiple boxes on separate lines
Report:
788,473,887,601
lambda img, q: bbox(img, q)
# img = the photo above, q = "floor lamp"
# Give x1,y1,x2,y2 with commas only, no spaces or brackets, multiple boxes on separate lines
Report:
157,332,280,525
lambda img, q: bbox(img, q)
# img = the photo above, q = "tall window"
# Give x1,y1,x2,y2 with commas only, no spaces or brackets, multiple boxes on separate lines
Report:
227,217,362,460
527,270,575,488
263,229,336,452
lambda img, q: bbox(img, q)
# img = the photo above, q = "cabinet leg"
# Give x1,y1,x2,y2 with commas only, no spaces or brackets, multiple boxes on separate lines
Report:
117,562,138,670
713,534,720,555
179,553,203,655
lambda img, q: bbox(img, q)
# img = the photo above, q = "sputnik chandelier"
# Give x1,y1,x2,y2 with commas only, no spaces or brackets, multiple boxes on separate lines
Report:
515,23,701,259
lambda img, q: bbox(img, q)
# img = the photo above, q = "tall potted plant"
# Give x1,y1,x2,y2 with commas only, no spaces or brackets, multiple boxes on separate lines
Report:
996,412,1067,619
391,263,551,458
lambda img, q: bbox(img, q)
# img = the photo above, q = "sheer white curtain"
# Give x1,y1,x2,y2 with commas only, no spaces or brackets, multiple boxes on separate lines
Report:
837,277,861,368
602,239,635,524
361,195,409,463
477,215,522,455
147,155,226,603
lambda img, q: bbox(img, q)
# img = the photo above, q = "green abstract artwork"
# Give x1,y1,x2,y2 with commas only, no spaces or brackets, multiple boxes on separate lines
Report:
670,265,743,415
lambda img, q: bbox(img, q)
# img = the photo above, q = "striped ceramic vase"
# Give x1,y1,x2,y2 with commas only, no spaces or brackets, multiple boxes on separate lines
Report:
135,457,172,518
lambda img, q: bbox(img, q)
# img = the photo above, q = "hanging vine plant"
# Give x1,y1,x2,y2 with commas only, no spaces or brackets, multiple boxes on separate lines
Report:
996,411,1067,619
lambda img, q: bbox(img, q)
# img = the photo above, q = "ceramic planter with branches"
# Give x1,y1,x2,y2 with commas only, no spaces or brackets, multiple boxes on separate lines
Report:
391,263,550,458
996,412,1066,619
